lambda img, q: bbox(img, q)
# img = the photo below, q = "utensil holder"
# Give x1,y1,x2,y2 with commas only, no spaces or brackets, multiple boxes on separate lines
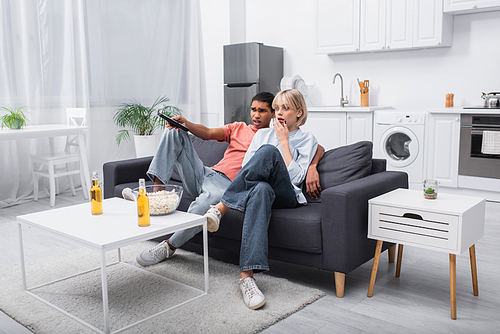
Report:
361,91,369,107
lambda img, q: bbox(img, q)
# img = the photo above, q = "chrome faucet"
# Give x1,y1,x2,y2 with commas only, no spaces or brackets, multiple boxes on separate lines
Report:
333,73,348,107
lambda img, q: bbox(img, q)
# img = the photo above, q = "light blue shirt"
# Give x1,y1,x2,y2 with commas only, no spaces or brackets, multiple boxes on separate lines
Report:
242,127,318,204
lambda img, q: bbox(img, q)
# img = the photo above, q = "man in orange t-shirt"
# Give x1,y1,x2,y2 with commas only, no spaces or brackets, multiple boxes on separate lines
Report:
135,92,324,266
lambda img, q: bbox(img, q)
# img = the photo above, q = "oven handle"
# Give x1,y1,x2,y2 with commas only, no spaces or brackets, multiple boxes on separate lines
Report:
470,129,500,135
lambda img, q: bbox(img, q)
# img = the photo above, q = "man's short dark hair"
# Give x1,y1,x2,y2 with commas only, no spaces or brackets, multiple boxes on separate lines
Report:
252,92,275,110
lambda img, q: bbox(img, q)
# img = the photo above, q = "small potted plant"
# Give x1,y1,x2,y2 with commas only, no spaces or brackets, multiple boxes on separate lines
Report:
113,96,181,157
423,179,438,199
424,187,437,199
1,105,28,130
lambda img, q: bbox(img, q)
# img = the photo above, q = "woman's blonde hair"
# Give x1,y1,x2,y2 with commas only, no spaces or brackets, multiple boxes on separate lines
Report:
273,89,308,126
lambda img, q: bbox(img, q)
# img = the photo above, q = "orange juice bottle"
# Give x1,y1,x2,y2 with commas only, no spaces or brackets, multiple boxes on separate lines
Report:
137,178,150,227
91,172,103,215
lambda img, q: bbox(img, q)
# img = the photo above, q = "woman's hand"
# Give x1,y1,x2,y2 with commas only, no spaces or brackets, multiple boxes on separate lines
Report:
273,117,289,144
274,118,293,167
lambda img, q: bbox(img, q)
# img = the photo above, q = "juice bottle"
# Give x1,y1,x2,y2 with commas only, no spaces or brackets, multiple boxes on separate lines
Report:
91,172,103,215
137,178,150,227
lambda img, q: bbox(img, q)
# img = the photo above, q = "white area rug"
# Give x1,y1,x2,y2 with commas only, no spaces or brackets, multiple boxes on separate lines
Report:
0,242,325,333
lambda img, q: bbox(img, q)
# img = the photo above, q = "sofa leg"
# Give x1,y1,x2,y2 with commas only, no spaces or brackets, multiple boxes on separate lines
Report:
388,244,396,263
334,272,345,298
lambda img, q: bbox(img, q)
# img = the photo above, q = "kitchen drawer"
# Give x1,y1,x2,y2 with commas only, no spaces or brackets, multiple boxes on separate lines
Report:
370,204,459,251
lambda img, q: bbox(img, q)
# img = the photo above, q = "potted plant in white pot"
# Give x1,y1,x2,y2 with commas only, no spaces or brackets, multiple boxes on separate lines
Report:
114,96,181,157
1,106,28,130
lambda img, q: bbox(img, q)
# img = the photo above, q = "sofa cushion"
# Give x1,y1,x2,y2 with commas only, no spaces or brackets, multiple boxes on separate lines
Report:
212,203,323,254
305,141,373,203
169,135,229,182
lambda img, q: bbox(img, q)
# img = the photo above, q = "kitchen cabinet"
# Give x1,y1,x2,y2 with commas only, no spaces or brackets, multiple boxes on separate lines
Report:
315,0,360,53
413,0,453,48
347,112,373,145
301,112,347,151
425,112,460,188
360,0,413,51
316,0,453,54
444,0,500,14
301,109,373,151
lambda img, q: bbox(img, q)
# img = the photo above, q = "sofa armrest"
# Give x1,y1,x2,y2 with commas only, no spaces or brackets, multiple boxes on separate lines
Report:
103,156,153,198
319,171,408,274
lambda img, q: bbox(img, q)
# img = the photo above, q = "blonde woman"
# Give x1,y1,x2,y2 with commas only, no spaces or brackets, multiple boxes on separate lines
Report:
204,89,318,310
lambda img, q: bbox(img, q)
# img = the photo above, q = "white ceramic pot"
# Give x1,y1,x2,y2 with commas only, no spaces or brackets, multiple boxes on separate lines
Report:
134,134,159,158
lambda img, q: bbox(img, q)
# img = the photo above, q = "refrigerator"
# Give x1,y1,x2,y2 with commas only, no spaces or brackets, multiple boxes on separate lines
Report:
224,42,283,124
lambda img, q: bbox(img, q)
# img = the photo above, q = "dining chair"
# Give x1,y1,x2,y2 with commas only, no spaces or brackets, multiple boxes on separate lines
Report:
30,108,89,206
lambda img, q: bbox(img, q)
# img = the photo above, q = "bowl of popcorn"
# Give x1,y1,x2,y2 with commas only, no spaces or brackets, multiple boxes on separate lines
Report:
133,184,183,215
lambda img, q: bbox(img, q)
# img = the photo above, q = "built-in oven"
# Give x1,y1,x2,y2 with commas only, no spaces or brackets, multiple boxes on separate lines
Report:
459,114,500,179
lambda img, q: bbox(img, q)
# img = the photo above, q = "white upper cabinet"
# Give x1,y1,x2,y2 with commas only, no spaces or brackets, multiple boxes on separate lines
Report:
315,0,360,53
444,0,500,14
386,0,413,49
316,0,454,54
413,0,453,48
360,0,386,51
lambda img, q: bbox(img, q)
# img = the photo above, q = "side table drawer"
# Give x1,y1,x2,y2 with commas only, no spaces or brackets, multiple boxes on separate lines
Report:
370,205,459,251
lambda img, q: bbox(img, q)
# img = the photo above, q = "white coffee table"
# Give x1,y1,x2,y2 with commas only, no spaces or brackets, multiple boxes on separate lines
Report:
366,188,485,319
17,197,208,334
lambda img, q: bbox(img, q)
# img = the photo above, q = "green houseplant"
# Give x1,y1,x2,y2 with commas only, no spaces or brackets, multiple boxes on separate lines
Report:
113,96,181,145
1,105,28,129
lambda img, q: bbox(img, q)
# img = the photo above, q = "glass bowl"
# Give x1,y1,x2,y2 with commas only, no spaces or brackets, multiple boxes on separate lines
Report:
133,184,183,215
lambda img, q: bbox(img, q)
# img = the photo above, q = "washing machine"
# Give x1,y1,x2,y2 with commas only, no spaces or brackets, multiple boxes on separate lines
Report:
373,111,426,190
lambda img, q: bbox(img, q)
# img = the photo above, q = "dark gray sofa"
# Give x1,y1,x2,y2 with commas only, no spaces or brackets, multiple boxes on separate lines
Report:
103,135,408,297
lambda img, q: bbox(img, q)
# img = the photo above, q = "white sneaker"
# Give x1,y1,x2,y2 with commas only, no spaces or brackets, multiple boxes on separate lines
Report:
122,187,136,201
136,240,175,266
204,205,221,232
239,277,266,310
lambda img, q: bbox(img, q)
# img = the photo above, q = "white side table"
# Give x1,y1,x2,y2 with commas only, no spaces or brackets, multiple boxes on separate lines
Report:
367,189,485,319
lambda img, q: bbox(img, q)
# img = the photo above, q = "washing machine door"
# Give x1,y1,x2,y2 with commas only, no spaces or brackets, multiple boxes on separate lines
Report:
379,126,419,168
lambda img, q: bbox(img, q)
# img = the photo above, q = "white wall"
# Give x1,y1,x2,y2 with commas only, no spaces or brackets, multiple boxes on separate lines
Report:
92,4,500,179
200,2,500,118
198,0,230,127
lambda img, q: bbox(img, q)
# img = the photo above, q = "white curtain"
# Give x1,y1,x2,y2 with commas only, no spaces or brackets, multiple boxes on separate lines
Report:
0,0,204,207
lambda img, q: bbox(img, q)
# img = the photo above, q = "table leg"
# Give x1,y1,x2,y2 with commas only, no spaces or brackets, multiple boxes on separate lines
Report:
368,240,383,297
388,245,396,263
396,244,404,277
18,223,27,291
203,218,209,293
469,244,479,296
101,251,110,333
449,253,457,320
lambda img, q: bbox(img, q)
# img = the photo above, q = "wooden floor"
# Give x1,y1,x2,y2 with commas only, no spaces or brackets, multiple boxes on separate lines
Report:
1,191,500,333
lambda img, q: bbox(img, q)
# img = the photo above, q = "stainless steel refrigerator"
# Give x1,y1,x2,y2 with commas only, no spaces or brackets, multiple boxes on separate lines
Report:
224,42,283,124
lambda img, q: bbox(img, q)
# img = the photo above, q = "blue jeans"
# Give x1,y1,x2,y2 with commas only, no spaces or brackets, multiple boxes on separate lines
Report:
147,129,231,248
221,145,299,272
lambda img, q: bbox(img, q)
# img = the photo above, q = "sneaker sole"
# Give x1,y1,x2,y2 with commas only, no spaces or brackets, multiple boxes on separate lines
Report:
248,297,266,310
135,254,155,267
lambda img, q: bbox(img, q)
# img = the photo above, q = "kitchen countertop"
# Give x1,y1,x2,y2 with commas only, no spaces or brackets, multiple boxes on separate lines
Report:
308,106,392,112
429,107,500,114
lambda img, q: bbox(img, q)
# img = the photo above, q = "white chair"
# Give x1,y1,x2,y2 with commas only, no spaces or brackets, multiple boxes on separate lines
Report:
31,108,89,206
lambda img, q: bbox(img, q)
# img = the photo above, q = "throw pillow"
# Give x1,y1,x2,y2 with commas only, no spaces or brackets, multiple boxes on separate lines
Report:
304,141,373,203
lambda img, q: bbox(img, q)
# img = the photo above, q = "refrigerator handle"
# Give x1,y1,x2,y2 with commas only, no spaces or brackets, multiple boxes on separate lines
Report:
225,82,257,88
